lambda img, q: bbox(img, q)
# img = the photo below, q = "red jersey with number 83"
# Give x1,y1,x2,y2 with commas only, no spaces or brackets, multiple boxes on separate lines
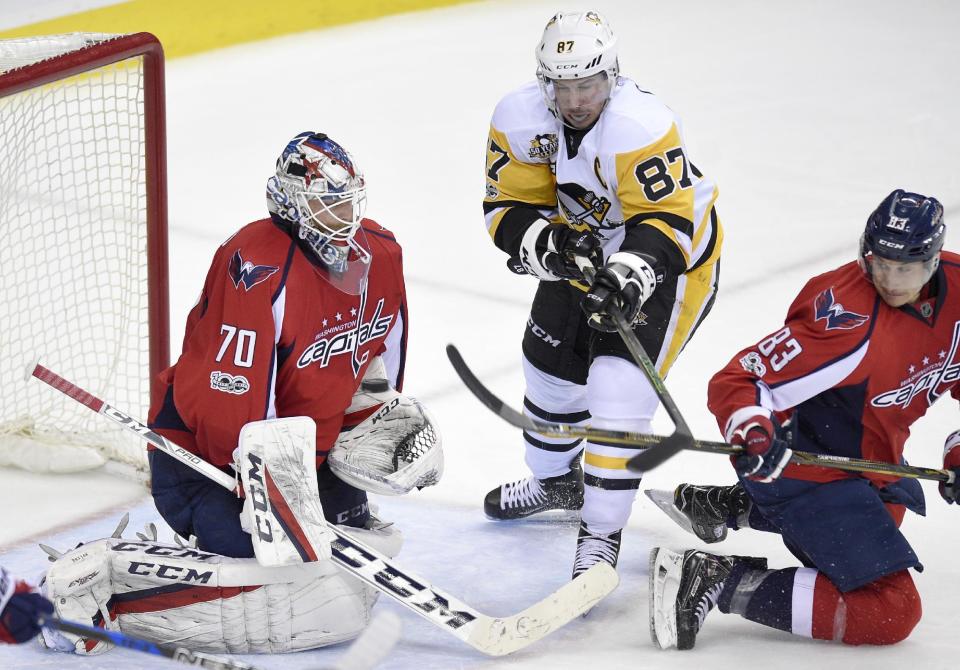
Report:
708,252,960,485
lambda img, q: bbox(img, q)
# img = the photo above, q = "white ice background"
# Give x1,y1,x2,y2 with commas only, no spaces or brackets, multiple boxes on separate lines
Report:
1,0,959,668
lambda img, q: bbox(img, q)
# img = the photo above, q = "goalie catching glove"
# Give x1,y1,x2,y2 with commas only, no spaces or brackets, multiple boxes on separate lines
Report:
327,358,443,496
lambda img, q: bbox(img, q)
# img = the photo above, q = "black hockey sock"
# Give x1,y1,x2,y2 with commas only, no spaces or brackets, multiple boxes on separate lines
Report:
718,565,798,634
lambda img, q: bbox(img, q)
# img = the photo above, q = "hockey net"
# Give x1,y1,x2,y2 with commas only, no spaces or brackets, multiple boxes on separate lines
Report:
0,33,168,477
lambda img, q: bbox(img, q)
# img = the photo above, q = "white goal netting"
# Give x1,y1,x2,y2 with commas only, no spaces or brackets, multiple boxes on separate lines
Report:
0,33,166,476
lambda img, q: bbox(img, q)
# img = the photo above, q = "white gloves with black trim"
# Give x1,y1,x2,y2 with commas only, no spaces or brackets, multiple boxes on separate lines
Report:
581,251,658,332
516,219,602,281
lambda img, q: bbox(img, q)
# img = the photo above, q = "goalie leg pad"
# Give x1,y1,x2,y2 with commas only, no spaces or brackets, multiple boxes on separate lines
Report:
43,534,402,654
239,417,334,566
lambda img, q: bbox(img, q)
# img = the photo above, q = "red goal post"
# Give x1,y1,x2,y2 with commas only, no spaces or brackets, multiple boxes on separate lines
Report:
0,33,168,475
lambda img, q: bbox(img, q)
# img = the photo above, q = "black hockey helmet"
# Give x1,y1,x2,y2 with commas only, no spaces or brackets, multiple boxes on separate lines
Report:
860,189,945,263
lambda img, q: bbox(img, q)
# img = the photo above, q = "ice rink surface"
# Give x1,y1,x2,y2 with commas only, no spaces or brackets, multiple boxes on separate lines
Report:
1,0,959,667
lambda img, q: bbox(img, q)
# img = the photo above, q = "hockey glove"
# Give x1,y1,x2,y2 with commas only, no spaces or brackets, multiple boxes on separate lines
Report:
939,430,960,504
0,569,53,644
728,412,792,483
516,219,602,281
581,251,657,332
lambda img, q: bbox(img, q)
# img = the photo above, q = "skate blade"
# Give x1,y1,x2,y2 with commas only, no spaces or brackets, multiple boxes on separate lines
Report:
483,509,581,524
645,489,727,543
644,489,696,535
648,547,683,650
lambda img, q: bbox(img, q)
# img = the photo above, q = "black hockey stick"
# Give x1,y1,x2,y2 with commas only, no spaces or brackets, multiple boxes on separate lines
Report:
445,345,954,483
609,312,693,470
579,260,694,470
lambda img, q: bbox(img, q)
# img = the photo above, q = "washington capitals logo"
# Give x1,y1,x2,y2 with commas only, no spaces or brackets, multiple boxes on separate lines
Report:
814,288,869,330
228,251,278,291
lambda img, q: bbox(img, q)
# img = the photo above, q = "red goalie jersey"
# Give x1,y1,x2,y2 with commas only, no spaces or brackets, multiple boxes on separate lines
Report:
149,216,408,468
708,252,960,485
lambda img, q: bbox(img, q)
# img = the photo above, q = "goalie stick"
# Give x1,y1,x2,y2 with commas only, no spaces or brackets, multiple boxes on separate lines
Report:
41,611,401,670
29,361,618,657
444,345,954,484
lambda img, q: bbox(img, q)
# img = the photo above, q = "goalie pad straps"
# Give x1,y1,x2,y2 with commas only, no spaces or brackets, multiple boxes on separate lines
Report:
239,417,334,566
42,531,401,654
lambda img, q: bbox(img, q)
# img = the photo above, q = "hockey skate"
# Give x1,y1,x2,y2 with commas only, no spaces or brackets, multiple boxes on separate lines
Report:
484,457,583,520
572,522,621,579
644,483,750,544
648,547,766,650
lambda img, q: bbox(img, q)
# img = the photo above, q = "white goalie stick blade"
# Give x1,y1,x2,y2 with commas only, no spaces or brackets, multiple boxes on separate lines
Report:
30,361,619,657
327,611,402,670
644,489,697,539
648,547,684,650
331,529,619,656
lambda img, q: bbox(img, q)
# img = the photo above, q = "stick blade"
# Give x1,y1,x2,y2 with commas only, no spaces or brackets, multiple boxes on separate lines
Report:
445,344,535,430
329,611,402,670
464,563,619,656
445,344,503,412
626,432,691,472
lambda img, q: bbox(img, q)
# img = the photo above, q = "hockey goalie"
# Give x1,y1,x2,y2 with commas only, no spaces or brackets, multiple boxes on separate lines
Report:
39,131,443,655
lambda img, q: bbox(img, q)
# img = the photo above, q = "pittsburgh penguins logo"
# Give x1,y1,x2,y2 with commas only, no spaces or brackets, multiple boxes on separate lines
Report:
556,182,617,229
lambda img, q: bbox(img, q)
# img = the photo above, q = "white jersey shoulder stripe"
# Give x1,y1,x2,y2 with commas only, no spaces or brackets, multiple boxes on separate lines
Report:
757,338,870,412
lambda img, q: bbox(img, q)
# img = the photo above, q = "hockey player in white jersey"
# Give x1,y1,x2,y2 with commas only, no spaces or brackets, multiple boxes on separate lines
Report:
482,11,723,578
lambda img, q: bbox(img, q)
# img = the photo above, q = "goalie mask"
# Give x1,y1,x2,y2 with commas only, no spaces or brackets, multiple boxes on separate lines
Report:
267,131,370,294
